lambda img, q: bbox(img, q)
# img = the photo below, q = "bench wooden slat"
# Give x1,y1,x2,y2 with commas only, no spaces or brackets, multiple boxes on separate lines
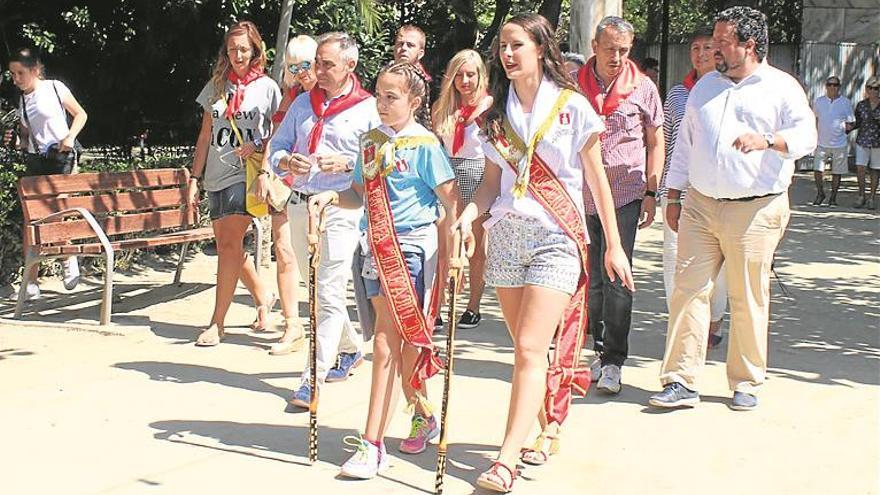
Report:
33,209,197,245
18,168,188,198
40,227,215,255
23,188,190,220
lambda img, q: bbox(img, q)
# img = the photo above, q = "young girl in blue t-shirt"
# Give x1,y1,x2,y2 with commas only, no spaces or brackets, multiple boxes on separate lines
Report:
309,61,459,479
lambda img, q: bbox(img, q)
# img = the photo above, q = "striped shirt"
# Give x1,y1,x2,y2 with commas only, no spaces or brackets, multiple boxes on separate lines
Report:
583,75,664,215
659,83,689,199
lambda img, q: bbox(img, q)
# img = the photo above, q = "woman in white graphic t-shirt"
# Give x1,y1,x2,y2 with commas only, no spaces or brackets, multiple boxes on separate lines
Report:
7,47,88,300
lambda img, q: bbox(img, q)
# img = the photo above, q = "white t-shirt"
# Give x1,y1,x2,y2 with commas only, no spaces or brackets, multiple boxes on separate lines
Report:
17,79,72,154
481,78,605,235
441,120,484,159
196,76,281,192
813,95,855,148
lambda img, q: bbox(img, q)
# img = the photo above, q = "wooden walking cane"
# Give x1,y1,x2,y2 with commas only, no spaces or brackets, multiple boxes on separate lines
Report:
435,230,471,494
307,205,327,465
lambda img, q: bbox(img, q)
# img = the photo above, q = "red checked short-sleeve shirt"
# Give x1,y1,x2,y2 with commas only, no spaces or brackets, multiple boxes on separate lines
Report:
583,75,664,215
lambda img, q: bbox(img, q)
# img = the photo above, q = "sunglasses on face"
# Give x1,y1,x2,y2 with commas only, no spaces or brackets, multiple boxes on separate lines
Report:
868,86,880,91
826,82,840,87
289,60,312,75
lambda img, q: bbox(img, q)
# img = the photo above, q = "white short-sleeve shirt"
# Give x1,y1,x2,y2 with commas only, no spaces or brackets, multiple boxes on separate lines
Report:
481,78,605,234
17,79,72,154
441,120,484,160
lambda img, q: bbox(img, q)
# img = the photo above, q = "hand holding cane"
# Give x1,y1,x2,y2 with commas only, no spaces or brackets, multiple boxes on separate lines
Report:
434,229,471,494
306,202,328,464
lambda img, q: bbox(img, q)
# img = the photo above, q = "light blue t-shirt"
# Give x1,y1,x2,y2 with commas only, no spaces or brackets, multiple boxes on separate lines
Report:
353,122,455,234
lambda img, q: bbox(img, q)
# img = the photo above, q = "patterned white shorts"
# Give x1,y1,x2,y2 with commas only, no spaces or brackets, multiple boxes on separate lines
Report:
485,214,582,295
451,157,485,204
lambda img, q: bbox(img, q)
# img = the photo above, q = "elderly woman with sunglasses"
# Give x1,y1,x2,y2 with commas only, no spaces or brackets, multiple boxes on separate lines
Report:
849,76,880,209
255,35,320,354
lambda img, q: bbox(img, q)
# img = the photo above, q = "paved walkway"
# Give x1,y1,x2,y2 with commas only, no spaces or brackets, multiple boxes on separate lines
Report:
1,175,878,495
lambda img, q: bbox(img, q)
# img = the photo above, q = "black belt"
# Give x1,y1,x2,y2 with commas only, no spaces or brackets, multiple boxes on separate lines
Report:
717,192,781,202
289,190,313,204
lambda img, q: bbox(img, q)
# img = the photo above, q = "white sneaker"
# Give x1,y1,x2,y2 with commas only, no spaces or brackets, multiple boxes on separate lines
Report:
340,436,389,479
62,257,81,290
596,364,622,394
8,282,41,302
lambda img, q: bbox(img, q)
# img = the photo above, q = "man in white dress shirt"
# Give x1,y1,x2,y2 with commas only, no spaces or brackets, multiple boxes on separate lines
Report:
811,75,854,206
270,32,380,408
649,7,816,411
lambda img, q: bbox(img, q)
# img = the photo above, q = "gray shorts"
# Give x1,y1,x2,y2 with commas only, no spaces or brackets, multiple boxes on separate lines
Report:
207,181,249,220
485,214,581,295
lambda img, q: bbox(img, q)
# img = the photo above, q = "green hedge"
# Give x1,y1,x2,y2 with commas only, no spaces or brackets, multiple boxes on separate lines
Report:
0,148,196,285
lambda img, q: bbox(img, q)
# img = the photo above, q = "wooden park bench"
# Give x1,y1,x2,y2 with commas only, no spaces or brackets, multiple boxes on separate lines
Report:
14,168,261,325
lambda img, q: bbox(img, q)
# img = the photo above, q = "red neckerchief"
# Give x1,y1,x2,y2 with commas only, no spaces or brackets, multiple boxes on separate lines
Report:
225,67,264,120
307,75,371,154
577,56,644,117
683,69,698,91
452,101,481,155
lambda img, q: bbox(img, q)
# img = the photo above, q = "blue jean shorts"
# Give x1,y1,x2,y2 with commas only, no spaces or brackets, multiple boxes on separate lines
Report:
207,181,249,220
362,248,426,302
485,214,581,295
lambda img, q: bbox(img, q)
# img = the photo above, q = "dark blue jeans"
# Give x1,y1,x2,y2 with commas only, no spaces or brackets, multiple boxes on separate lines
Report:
586,199,640,367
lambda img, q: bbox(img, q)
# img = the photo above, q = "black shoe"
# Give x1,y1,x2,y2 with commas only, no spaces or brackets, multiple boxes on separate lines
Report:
828,196,838,206
730,391,758,411
812,192,825,206
649,383,700,408
434,316,444,333
457,310,482,329
708,333,724,349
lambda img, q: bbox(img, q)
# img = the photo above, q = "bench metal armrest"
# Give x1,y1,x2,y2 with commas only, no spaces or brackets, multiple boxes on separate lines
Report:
30,207,114,255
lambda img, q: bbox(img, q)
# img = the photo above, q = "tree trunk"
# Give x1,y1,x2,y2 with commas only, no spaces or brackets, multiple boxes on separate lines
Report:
478,0,513,53
539,0,564,28
270,0,296,84
569,0,623,59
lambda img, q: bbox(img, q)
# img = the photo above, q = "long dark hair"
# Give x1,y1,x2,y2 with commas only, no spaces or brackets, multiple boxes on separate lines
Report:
483,13,578,139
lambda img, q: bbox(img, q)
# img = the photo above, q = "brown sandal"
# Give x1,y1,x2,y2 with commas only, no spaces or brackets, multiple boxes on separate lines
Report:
476,461,518,493
520,433,559,466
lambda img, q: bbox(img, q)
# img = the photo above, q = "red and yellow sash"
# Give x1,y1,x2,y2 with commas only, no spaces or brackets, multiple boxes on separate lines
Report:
360,128,443,390
489,110,592,426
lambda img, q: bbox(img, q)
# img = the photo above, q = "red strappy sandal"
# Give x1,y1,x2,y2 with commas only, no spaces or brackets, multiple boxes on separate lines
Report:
476,461,518,493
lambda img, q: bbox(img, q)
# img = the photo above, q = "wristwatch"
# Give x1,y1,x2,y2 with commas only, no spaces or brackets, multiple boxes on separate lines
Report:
763,132,775,149
644,190,657,198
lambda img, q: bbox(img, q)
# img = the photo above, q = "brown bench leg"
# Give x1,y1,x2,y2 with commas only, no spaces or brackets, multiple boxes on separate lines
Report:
173,242,191,286
100,249,115,326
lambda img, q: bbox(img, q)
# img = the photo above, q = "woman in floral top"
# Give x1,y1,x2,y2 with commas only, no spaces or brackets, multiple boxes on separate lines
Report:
848,76,880,208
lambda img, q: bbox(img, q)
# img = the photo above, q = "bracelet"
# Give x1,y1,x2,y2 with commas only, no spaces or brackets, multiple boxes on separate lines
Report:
257,169,270,177
644,190,657,198
190,175,202,181
666,198,682,205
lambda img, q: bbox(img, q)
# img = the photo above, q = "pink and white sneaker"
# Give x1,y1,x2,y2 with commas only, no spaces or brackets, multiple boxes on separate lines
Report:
399,414,439,454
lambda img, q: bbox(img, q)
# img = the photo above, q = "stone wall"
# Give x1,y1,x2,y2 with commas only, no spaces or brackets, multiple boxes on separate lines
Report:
802,0,880,44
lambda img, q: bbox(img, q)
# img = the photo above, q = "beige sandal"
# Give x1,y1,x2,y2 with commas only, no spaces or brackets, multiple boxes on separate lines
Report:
195,323,224,347
269,318,306,355
520,432,560,466
251,293,278,332
476,461,518,493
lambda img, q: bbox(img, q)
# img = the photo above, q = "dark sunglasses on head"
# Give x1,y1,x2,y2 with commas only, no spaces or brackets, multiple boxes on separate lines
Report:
826,82,840,87
289,60,312,75
868,85,880,90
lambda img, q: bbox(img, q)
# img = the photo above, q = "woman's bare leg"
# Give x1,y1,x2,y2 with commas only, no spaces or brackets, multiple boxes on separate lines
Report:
494,285,571,468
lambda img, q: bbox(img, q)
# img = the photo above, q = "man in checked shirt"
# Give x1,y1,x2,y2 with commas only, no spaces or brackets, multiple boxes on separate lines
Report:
576,15,665,395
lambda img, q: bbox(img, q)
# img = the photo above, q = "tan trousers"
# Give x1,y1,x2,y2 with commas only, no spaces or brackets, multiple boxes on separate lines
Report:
659,188,790,394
